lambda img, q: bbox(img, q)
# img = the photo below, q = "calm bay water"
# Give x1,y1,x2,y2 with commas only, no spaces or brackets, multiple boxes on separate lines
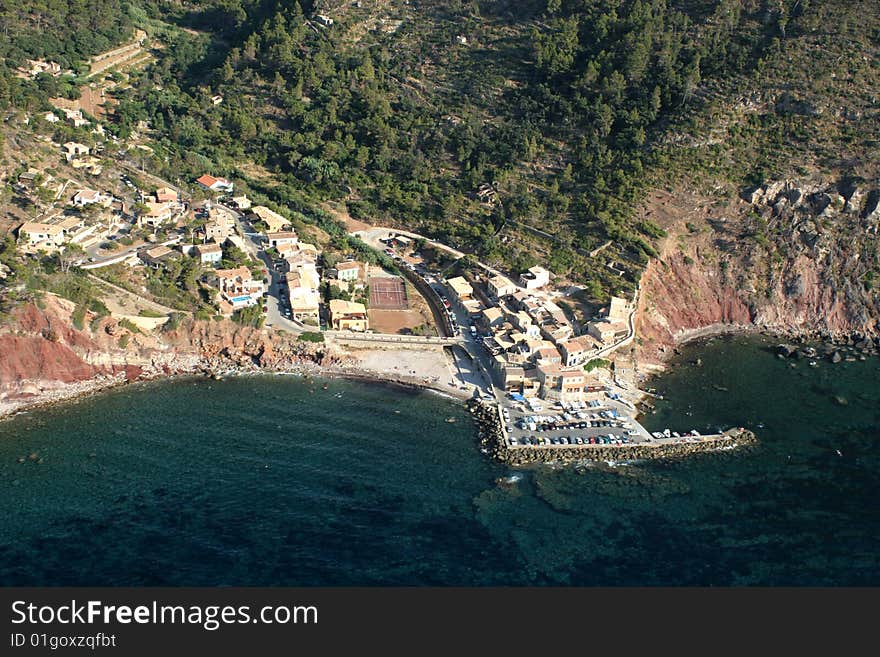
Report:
1,335,878,585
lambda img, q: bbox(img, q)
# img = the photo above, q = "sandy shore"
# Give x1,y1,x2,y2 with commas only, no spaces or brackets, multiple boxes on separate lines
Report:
2,321,841,423
0,345,474,422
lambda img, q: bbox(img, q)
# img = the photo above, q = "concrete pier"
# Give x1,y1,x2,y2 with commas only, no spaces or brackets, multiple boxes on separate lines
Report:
466,398,757,466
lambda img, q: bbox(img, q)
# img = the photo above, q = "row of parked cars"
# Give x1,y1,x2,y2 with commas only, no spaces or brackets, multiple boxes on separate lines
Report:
517,415,629,431
520,419,625,432
384,250,467,338
510,434,631,447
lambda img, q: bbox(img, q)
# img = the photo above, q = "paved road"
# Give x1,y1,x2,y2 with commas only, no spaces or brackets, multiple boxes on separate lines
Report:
325,332,459,345
431,280,498,397
353,226,507,279
80,234,182,269
220,205,304,333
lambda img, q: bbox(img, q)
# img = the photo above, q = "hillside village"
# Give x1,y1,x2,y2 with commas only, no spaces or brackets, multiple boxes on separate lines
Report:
1,42,380,334
2,0,839,470
6,90,637,409
3,50,632,385
1,25,649,431
4,44,640,410
438,264,634,404
9,152,374,332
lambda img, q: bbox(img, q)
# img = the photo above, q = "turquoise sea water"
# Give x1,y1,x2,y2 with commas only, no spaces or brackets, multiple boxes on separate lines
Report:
1,335,878,585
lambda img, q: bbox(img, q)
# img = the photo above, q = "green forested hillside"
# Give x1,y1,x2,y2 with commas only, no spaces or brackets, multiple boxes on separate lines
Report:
108,1,796,289
3,0,879,300
0,0,135,105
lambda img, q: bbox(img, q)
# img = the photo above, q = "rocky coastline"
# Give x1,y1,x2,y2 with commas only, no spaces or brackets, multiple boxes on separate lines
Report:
0,340,472,422
644,321,880,376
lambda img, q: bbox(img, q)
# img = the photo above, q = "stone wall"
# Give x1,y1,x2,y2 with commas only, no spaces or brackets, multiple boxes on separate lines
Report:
466,398,757,466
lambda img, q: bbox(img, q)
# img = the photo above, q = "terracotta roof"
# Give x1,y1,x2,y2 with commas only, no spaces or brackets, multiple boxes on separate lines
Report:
74,189,100,202
536,346,561,359
251,206,289,231
143,245,173,259
560,338,587,352
329,299,367,316
196,242,222,254
537,363,563,375
20,222,63,236
213,266,252,280
154,186,177,202
145,200,175,217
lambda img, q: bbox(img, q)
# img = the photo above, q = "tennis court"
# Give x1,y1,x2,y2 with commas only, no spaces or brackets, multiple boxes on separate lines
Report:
369,276,408,310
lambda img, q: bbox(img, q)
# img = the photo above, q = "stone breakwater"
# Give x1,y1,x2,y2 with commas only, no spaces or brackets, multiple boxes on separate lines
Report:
465,398,757,466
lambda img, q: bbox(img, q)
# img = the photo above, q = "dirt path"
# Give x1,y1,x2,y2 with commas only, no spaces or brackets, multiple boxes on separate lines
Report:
321,202,372,232
87,30,147,78
87,274,186,316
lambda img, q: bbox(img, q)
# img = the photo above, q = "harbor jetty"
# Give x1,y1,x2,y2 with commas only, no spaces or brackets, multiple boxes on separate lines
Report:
466,398,757,466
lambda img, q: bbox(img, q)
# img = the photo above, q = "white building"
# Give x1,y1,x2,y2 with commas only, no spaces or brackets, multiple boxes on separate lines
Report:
267,231,298,249
137,201,178,228
18,222,66,248
196,174,234,193
62,142,90,161
195,242,223,265
520,266,550,290
335,261,361,282
488,274,517,298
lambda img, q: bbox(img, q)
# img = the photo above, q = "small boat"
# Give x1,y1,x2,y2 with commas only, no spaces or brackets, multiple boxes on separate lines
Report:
445,417,456,423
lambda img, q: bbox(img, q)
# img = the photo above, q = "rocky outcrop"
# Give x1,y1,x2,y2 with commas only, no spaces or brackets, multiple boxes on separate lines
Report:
0,294,332,416
636,180,880,364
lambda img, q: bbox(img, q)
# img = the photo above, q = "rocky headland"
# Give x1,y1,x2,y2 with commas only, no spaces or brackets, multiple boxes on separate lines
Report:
635,179,880,368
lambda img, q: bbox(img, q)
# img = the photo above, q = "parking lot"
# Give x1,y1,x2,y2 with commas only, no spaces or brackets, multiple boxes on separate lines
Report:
498,399,649,448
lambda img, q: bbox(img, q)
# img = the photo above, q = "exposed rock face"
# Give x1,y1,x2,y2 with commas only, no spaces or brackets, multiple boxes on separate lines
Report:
0,294,332,414
0,334,103,385
636,181,880,365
